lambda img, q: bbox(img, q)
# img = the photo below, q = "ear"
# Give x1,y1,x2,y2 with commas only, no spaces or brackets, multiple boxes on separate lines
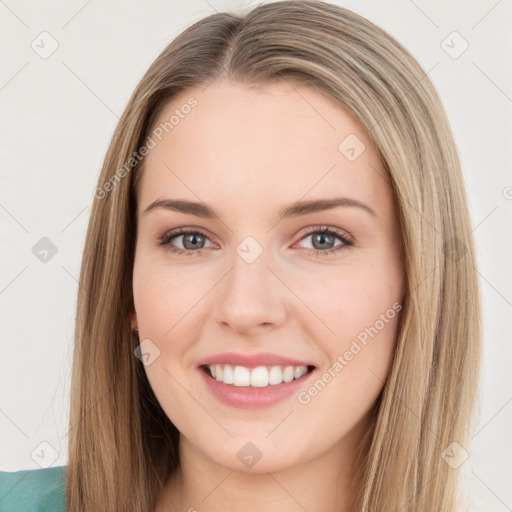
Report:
130,309,138,331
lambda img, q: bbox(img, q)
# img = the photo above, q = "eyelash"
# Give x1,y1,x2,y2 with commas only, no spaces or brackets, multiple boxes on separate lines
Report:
156,226,353,258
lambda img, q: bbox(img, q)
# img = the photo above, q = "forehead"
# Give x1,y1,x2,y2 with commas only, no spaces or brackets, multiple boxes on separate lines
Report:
138,80,391,218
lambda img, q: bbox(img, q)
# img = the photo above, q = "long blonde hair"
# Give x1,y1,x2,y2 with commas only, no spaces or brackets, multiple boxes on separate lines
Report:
67,1,482,510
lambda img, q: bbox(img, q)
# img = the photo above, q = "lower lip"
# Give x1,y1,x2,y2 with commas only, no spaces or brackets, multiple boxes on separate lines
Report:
198,366,317,409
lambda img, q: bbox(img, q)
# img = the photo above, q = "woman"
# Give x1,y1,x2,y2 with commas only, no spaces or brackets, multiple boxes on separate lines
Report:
0,1,481,511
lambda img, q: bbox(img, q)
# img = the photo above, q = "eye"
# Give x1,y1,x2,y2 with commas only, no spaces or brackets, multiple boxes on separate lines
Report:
295,226,353,257
156,225,353,257
157,227,214,256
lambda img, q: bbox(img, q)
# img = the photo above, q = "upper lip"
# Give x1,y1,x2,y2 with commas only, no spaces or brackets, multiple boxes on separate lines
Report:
196,352,316,369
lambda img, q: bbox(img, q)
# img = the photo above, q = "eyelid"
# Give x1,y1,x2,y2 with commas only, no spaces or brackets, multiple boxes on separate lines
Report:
294,225,353,244
158,226,217,248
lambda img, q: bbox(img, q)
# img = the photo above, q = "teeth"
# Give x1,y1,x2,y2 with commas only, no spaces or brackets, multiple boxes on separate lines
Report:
222,364,234,384
206,364,310,387
233,365,251,386
250,366,268,387
269,366,283,385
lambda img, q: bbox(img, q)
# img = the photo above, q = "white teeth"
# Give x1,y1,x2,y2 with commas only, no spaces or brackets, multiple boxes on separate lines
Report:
206,364,310,387
233,366,251,386
269,366,283,385
250,366,269,388
222,364,234,384
282,366,295,383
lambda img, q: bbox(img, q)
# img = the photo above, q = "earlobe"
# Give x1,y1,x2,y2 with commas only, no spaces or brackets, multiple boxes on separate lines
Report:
130,311,138,331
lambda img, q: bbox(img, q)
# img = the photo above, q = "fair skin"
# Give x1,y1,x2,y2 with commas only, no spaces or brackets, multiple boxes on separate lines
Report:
130,79,405,512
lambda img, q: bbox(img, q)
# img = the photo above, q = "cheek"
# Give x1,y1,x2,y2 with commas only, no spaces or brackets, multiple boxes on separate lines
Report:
133,260,211,338
292,252,403,403
132,263,206,429
295,304,400,442
292,257,403,345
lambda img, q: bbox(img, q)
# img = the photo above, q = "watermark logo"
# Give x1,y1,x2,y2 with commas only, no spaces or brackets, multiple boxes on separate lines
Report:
31,441,59,468
444,236,467,263
31,31,59,59
338,133,366,162
441,31,469,59
134,338,161,366
441,441,469,469
236,236,264,264
237,442,263,468
32,237,58,263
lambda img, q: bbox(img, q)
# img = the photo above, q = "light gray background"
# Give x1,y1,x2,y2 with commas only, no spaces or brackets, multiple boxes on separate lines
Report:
0,1,511,510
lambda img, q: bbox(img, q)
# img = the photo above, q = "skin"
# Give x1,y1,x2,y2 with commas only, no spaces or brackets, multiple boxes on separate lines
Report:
130,79,406,512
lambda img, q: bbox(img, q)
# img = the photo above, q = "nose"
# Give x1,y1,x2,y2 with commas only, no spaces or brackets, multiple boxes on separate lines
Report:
212,247,288,336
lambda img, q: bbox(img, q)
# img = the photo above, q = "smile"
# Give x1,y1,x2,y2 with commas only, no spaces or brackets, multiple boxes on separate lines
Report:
203,363,314,388
198,363,317,409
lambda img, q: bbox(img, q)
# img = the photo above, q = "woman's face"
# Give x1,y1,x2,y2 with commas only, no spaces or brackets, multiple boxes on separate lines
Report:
131,79,405,473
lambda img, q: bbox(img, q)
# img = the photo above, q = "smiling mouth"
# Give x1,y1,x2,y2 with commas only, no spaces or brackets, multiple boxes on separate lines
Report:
201,364,316,388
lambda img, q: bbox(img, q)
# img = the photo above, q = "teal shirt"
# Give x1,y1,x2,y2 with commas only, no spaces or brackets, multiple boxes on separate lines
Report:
0,466,66,512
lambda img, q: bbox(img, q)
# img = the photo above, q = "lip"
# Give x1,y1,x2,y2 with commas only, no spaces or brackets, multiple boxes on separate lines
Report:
198,365,318,409
195,351,315,369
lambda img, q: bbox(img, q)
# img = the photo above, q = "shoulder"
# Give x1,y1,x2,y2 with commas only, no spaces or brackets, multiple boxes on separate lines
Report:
0,466,66,512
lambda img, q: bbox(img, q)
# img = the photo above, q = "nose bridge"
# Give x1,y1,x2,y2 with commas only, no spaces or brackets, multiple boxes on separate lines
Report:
213,235,286,332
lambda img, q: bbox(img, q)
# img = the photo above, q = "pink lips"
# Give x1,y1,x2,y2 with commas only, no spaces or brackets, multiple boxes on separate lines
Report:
196,351,315,369
196,351,317,409
198,366,316,409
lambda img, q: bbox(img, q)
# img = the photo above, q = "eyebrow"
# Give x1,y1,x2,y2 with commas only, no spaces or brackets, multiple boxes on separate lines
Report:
142,196,377,220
